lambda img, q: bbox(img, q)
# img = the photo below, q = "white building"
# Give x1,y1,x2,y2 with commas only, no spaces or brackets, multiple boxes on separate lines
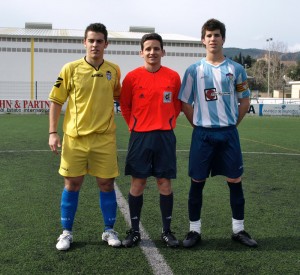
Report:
289,81,300,100
0,22,205,100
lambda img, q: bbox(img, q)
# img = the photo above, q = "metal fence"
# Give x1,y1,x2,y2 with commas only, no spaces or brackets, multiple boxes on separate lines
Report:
0,81,53,100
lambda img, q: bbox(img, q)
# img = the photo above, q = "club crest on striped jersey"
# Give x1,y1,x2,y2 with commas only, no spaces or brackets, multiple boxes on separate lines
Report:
226,73,234,80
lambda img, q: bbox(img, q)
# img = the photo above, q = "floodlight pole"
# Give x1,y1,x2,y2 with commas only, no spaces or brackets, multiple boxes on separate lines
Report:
266,38,273,97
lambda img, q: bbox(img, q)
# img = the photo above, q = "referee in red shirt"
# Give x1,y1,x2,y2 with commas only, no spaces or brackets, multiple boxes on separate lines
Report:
120,33,181,248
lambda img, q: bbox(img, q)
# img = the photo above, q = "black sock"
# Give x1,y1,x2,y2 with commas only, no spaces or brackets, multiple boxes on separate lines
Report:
188,179,205,221
128,193,143,232
160,193,173,232
227,181,245,220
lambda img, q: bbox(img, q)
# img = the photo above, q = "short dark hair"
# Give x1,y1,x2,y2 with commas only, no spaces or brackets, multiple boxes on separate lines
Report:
140,33,164,50
201,19,226,40
84,23,108,41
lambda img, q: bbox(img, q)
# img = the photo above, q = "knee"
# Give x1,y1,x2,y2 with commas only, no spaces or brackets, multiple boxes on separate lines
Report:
227,177,242,183
97,178,115,192
130,179,146,196
64,176,84,192
157,178,172,195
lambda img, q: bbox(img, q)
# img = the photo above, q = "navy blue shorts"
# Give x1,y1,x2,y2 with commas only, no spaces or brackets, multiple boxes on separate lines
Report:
189,126,243,180
125,130,177,179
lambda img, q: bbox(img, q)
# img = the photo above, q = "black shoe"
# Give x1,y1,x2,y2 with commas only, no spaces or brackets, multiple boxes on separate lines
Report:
232,230,258,248
161,230,179,248
122,229,141,248
183,231,201,248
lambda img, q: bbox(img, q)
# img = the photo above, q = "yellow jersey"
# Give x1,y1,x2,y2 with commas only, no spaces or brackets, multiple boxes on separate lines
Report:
49,57,121,137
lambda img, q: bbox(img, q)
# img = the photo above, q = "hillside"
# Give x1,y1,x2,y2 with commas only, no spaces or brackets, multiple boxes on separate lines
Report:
223,47,300,61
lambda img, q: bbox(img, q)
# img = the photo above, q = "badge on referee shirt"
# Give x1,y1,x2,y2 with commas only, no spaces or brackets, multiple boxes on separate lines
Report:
163,91,172,103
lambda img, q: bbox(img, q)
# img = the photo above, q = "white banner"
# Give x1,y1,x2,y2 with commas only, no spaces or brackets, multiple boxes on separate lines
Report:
0,100,50,114
248,104,300,116
1,100,299,116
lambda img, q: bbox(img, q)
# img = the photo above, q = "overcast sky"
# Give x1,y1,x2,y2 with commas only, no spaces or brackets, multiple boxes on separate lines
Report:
1,0,299,52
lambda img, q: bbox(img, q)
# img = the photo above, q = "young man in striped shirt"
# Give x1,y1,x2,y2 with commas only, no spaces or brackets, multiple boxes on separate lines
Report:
178,18,257,248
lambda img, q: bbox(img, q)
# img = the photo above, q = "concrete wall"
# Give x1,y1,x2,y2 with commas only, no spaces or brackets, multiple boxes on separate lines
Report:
0,38,205,100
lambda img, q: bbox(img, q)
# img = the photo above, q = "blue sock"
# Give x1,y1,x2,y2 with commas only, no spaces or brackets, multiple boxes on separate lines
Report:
100,190,117,231
188,179,205,221
227,181,245,220
60,188,79,231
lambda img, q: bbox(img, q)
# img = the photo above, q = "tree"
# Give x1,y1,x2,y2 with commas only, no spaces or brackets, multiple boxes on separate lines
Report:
247,40,289,95
247,59,267,91
232,53,255,68
233,52,243,64
243,55,255,68
270,41,288,90
286,61,300,81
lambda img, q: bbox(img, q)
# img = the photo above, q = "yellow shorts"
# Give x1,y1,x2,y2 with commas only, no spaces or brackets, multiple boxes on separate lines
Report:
59,132,119,178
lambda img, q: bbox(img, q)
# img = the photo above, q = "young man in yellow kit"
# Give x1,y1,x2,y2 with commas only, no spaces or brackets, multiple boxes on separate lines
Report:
48,23,121,250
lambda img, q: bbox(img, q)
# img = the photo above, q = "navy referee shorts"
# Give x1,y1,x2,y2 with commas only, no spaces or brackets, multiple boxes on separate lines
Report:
125,130,177,179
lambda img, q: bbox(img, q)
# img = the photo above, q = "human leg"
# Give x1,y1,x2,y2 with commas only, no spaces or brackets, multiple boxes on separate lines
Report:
56,176,84,251
157,178,173,231
123,132,157,247
227,178,245,231
122,177,146,247
227,177,257,248
97,178,121,247
183,178,205,248
157,178,179,247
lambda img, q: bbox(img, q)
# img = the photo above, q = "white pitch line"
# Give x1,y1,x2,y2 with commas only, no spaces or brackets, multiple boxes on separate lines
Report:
176,150,300,156
242,151,300,156
114,183,174,275
0,149,300,156
0,149,51,153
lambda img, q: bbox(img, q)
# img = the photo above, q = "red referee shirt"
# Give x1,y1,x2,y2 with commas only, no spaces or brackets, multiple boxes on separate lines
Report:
120,66,182,132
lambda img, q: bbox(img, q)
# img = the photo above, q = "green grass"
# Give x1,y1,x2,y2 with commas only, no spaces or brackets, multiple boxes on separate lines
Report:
0,114,299,274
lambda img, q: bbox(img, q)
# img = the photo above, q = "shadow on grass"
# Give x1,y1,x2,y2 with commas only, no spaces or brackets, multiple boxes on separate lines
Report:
58,235,299,252
63,241,123,251
153,236,300,252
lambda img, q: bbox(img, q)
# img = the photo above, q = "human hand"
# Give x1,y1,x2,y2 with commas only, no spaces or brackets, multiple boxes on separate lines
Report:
49,133,61,154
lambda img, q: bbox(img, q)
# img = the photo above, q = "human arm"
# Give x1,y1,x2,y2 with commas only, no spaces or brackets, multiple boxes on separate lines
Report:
113,65,121,102
48,102,62,154
119,75,133,127
174,73,182,118
178,65,195,125
235,65,250,127
182,102,194,127
236,97,250,127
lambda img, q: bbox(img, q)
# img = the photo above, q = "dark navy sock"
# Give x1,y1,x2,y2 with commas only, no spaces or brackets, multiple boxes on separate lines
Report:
188,179,205,221
227,181,245,220
160,193,173,232
100,190,117,230
60,188,79,231
128,193,143,232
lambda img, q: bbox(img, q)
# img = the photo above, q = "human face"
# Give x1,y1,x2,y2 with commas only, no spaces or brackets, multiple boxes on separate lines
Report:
84,31,108,62
202,29,224,54
140,40,165,70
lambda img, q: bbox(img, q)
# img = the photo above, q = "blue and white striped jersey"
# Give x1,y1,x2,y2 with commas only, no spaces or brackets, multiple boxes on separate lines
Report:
178,58,250,128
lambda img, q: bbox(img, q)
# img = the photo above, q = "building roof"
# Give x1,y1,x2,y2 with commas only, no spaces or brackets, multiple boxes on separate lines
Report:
0,23,200,43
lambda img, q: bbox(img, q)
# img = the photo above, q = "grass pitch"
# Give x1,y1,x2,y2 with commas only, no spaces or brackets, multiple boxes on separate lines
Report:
0,114,299,274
